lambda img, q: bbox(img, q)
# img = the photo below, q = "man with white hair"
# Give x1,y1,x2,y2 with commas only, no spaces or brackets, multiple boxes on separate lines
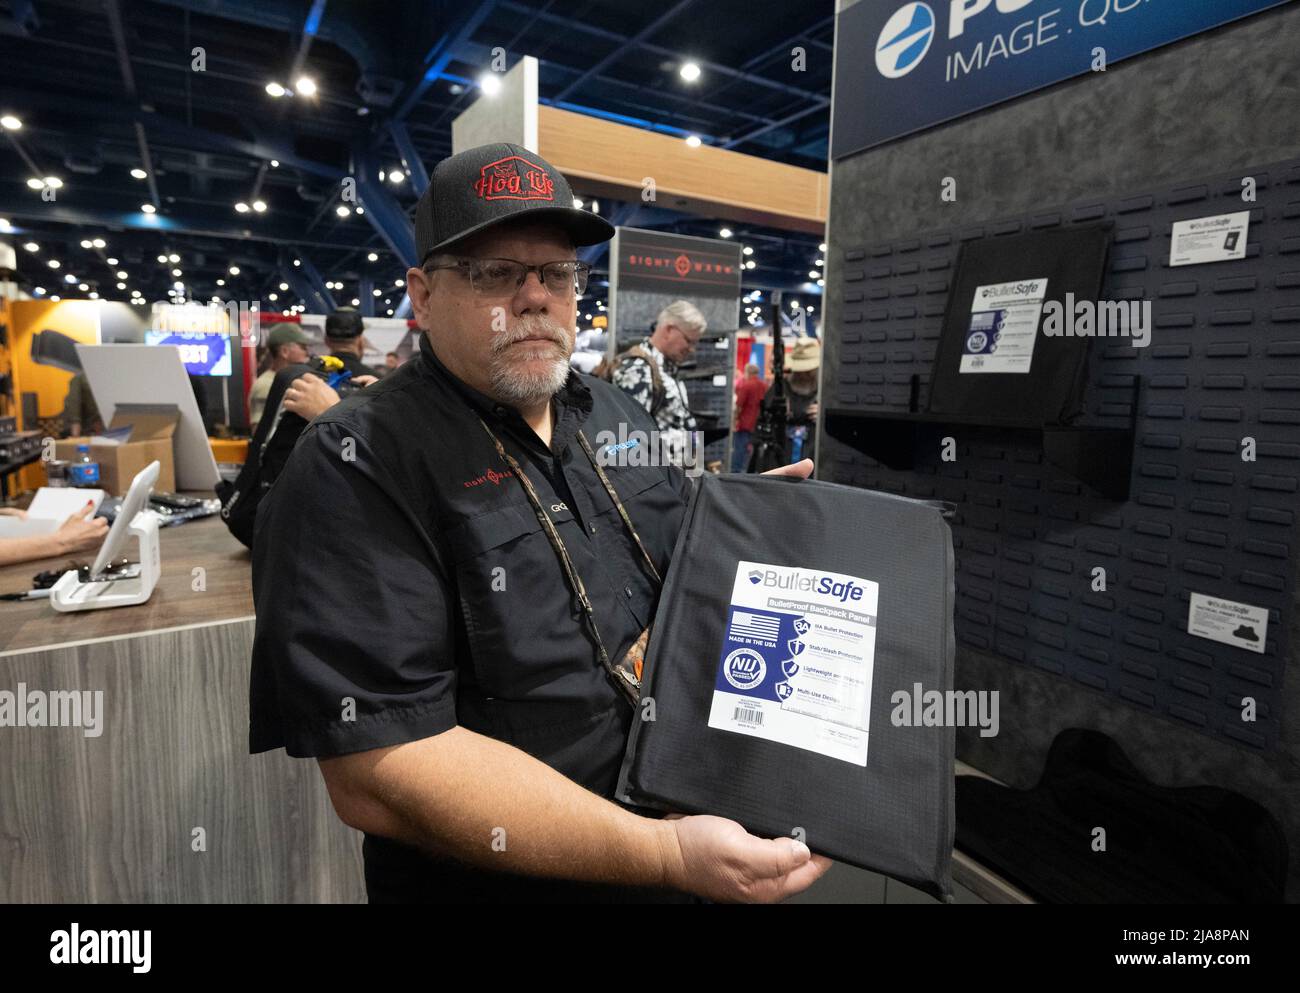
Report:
611,299,706,466
249,143,824,904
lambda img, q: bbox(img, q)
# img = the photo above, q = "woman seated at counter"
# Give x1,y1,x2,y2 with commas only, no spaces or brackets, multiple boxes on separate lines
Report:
0,502,108,567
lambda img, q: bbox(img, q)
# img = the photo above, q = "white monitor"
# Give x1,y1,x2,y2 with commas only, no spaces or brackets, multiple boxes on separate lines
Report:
75,343,221,491
91,459,160,578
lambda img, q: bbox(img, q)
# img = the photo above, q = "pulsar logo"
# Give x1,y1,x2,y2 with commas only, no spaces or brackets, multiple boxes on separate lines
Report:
876,3,936,79
723,648,766,691
473,155,556,202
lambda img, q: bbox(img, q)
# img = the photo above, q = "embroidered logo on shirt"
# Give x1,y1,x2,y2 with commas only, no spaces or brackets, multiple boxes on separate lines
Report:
462,468,514,488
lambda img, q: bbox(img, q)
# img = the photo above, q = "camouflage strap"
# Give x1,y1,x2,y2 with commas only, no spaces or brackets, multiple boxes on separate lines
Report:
476,415,654,705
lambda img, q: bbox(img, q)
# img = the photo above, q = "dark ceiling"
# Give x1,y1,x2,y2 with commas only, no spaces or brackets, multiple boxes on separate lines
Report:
0,0,833,318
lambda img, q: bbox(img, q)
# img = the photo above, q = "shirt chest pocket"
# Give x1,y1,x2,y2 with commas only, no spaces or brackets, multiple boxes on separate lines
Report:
443,502,587,699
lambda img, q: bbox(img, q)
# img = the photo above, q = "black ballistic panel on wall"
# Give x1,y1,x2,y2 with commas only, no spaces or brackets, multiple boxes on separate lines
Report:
826,158,1300,753
927,225,1112,425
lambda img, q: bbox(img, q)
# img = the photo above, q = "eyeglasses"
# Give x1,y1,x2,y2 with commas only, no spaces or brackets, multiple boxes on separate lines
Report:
670,324,701,347
423,256,591,297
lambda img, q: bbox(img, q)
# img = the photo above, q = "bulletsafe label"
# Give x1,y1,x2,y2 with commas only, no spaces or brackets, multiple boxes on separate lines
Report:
1170,211,1250,267
1187,592,1267,655
960,278,1049,374
708,560,880,766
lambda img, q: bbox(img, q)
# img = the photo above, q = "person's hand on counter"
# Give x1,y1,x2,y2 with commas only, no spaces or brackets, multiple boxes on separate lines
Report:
56,502,109,554
283,373,342,422
0,501,106,567
0,508,28,519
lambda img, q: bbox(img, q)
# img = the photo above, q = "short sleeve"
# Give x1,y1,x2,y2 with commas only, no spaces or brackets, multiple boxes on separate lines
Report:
248,417,458,757
611,356,656,415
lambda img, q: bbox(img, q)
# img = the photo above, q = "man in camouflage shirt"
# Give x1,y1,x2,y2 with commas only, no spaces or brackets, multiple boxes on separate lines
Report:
611,299,706,467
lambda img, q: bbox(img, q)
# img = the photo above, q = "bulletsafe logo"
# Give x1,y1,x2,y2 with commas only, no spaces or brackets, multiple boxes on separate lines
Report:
876,3,936,78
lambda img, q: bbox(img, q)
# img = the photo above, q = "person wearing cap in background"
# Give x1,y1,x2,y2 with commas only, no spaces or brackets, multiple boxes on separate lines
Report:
323,308,378,379
764,337,821,469
249,142,826,904
248,322,312,429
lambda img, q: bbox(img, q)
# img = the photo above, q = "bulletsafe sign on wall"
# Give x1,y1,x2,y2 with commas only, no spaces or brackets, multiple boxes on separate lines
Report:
831,0,1294,159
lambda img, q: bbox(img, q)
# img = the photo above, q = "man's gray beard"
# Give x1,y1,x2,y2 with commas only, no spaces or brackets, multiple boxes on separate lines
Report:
487,315,574,407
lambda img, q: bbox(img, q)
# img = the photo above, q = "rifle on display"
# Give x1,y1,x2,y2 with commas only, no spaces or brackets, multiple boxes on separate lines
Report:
747,293,788,473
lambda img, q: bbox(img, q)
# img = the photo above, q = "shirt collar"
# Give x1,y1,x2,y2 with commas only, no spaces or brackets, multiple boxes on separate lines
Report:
416,331,593,449
641,336,677,375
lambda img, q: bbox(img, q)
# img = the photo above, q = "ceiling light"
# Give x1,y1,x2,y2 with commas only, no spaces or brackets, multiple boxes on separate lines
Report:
742,245,753,255
43,176,62,189
131,168,147,179
294,76,317,96
279,282,288,291
355,206,364,215
106,257,118,265
719,227,732,238
479,73,502,96
817,278,825,287
590,201,599,213
389,169,404,183
116,270,127,279
336,205,350,217
141,204,156,213
386,309,393,316
34,286,45,295
394,279,404,287
269,293,278,301
679,62,701,82
372,289,381,297
293,259,300,267
50,295,60,301
351,297,359,306
169,254,179,263
47,259,60,269
0,115,21,130
266,82,287,98
270,159,280,168
172,268,182,277
229,266,240,275
235,202,250,213
252,200,267,213
78,282,88,291
26,178,44,190
64,274,76,283
573,197,584,209
116,282,126,290
80,239,92,249
744,260,755,269
173,281,184,290
815,258,824,266
23,241,39,252
819,242,827,252
92,238,106,248
685,135,701,148
216,279,225,286
89,291,99,299
366,252,378,262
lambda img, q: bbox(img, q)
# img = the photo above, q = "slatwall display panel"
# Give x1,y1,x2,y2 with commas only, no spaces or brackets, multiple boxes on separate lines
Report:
827,159,1300,753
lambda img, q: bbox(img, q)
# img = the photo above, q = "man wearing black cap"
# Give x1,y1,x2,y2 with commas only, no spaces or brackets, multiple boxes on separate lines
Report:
322,308,378,379
249,143,826,903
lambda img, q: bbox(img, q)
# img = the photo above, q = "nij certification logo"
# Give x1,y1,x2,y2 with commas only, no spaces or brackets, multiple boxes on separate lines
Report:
876,2,936,79
722,648,766,691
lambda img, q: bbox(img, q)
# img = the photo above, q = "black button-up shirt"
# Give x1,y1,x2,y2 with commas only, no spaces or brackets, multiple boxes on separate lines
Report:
250,332,692,901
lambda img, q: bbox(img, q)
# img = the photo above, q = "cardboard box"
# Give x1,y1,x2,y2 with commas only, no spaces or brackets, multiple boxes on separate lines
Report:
56,406,178,496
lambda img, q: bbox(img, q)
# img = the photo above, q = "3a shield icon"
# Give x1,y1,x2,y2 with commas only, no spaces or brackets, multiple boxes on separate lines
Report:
787,639,806,657
775,681,793,701
793,618,811,636
781,659,801,679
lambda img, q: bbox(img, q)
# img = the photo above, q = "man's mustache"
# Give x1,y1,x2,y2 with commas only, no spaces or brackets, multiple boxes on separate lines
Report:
492,317,572,352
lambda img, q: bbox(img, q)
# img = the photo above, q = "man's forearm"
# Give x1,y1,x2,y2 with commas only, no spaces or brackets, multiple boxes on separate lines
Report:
322,725,681,891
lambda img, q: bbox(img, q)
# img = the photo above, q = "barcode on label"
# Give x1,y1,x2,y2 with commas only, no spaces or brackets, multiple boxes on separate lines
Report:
734,706,763,725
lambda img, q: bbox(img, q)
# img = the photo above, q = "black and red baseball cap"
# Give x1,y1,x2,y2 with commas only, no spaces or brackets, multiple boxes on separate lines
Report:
414,143,614,264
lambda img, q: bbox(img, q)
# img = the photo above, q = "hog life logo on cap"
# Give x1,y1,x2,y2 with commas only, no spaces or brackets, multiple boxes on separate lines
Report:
473,154,556,202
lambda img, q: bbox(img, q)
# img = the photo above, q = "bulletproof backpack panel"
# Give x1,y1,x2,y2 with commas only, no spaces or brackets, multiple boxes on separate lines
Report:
618,473,956,899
